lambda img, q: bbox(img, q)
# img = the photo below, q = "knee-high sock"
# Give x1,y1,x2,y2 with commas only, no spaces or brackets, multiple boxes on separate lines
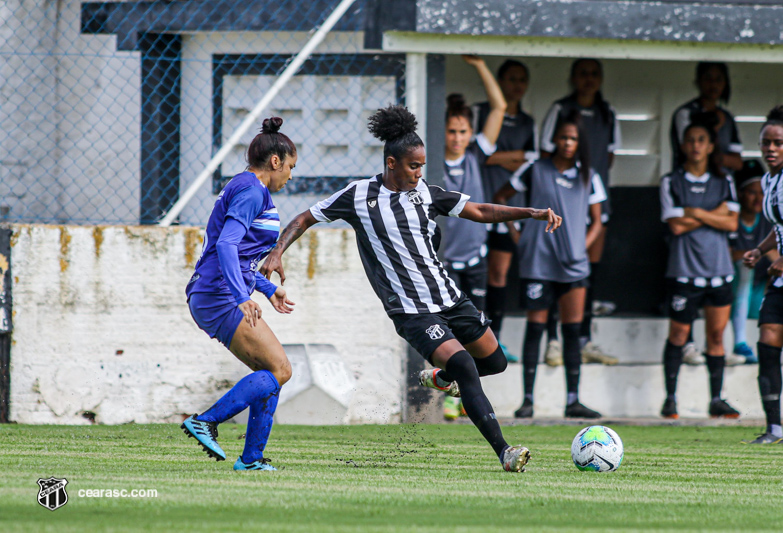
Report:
562,323,582,400
705,354,725,400
486,285,506,338
664,340,684,400
446,350,508,457
546,303,559,342
474,345,508,377
197,369,281,424
758,342,782,431
731,260,752,346
580,269,596,341
522,322,546,400
241,389,280,463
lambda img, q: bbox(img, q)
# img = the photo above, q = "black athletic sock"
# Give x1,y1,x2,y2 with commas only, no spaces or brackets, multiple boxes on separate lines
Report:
580,269,596,340
664,340,684,400
758,342,782,429
522,322,546,397
705,354,725,400
546,303,559,342
474,345,508,377
446,350,508,457
486,285,506,338
562,322,581,397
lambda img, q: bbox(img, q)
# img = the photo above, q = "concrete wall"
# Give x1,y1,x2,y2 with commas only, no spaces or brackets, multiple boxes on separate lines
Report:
8,224,405,424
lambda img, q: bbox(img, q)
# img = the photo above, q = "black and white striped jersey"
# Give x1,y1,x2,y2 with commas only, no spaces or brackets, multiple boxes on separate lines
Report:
309,175,468,315
761,169,783,288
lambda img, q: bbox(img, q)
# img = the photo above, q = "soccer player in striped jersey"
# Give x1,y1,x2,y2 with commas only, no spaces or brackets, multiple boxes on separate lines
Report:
495,111,607,419
742,106,783,444
182,117,297,471
659,113,742,421
262,105,561,472
539,58,621,366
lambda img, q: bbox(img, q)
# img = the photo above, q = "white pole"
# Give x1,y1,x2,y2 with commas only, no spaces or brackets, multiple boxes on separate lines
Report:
159,0,359,227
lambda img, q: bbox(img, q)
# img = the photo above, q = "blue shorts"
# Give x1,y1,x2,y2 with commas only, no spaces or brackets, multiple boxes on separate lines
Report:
188,292,244,348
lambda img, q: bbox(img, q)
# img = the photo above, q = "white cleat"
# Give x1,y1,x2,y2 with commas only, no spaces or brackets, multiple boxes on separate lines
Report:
682,342,705,365
724,353,746,367
544,340,563,367
502,445,531,473
418,369,461,397
580,341,618,365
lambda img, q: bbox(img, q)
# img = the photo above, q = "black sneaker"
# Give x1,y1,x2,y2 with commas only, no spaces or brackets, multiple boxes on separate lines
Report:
709,398,740,418
514,399,534,418
564,401,601,419
660,398,678,419
741,432,782,444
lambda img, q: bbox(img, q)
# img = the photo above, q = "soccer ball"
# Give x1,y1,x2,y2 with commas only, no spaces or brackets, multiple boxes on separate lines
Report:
571,425,624,472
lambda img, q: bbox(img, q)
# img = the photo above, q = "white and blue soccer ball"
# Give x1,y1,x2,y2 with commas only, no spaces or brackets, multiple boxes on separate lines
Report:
571,425,624,472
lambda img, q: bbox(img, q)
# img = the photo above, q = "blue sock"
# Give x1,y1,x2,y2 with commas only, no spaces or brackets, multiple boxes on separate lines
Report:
241,390,280,463
197,369,281,425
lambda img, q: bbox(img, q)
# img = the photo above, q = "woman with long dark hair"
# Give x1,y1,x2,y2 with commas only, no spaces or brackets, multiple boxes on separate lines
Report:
742,105,783,443
495,111,606,419
659,113,741,420
539,58,620,366
262,105,561,471
182,117,297,471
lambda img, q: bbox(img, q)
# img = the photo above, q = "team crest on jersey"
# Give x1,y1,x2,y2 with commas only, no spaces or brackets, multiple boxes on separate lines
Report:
671,295,688,312
555,177,574,189
690,186,707,194
37,477,69,511
527,283,544,300
426,324,445,340
406,190,424,205
368,199,377,208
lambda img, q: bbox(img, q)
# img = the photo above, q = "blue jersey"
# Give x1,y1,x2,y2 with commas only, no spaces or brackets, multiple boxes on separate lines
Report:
186,172,280,301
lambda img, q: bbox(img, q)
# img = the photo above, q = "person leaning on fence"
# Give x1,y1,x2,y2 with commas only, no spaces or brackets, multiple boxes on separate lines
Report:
477,59,537,363
181,117,297,471
539,58,621,367
261,104,561,472
729,160,776,364
659,112,743,422
742,105,783,444
439,55,507,420
494,110,607,420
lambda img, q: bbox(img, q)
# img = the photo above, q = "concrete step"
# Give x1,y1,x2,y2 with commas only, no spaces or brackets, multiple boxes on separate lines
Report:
498,316,760,365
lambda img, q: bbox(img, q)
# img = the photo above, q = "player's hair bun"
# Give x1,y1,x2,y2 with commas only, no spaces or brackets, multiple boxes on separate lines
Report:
262,117,284,134
688,111,719,131
368,105,418,143
446,93,467,113
767,105,783,124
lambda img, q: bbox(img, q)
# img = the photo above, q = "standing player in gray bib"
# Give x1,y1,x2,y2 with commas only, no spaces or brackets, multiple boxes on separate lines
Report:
540,58,621,365
659,114,741,420
742,106,783,444
475,60,538,354
495,111,606,419
440,55,507,313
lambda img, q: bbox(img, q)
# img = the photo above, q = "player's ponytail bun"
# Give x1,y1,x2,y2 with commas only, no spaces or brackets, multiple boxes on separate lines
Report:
763,105,783,129
261,116,284,135
445,93,473,124
246,116,296,170
368,104,424,162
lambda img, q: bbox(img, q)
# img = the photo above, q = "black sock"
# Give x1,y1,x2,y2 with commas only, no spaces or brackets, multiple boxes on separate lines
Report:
705,354,725,400
580,270,596,340
546,303,559,342
522,322,546,398
663,340,684,400
474,345,508,377
758,342,782,429
562,322,581,398
486,285,506,338
446,350,508,457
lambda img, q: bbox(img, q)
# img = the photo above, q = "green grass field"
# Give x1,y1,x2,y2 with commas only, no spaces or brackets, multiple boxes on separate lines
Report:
1,423,782,532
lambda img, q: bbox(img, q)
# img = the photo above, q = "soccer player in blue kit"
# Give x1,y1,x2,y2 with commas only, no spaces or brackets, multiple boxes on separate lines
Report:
181,117,297,471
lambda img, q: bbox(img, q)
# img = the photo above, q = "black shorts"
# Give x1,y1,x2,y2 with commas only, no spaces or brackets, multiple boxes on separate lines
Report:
521,278,589,311
443,259,487,311
666,280,733,323
759,283,783,326
487,231,516,253
390,296,491,363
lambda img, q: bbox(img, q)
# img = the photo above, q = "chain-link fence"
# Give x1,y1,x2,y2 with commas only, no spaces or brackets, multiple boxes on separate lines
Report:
0,0,405,226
